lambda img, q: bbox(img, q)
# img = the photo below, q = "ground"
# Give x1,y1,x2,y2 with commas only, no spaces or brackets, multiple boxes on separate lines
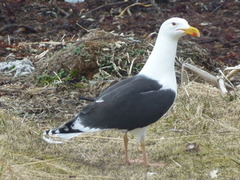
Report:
0,0,240,179
1,83,240,179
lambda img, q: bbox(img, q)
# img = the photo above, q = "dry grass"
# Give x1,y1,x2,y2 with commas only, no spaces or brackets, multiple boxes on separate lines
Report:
1,82,240,180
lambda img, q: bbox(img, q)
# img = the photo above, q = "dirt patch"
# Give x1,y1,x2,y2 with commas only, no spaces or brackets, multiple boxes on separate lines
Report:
1,0,239,66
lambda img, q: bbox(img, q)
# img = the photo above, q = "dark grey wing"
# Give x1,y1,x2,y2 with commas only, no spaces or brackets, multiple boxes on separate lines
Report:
79,75,176,131
81,76,139,115
98,76,137,97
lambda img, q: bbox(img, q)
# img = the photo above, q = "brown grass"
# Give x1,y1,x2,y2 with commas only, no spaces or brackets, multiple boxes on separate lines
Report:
1,82,240,180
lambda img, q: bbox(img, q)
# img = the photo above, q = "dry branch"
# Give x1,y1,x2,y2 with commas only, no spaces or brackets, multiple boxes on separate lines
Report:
117,3,153,17
83,1,129,16
182,63,235,93
50,0,71,17
224,65,240,79
0,24,37,34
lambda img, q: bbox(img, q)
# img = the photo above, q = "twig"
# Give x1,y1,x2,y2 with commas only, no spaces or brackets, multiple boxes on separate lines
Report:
117,3,153,17
111,59,122,77
236,85,240,90
0,24,37,34
12,158,63,167
35,49,49,60
70,34,76,41
170,157,182,167
183,86,190,97
182,63,217,86
211,3,224,13
51,0,70,17
7,35,11,45
53,71,62,83
217,77,228,94
226,69,240,79
224,65,240,72
231,158,240,166
60,34,66,42
149,132,240,141
84,1,129,16
181,64,189,85
56,7,70,17
224,65,240,79
217,69,235,90
126,8,132,16
126,52,130,63
76,23,90,32
128,57,137,76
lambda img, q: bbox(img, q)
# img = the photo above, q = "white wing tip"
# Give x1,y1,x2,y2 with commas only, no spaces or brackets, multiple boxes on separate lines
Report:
42,131,66,144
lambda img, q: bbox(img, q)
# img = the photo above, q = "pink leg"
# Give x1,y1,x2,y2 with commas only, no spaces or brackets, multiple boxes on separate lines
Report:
140,140,148,166
123,132,130,164
123,133,164,167
140,139,165,167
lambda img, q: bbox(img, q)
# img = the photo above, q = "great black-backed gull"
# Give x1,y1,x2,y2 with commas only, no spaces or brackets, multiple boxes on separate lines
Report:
43,17,200,166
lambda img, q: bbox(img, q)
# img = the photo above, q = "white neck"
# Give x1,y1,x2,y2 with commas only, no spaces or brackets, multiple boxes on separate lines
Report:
139,34,178,92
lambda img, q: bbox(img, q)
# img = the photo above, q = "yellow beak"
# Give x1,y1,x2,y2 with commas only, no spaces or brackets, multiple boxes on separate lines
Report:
180,26,200,37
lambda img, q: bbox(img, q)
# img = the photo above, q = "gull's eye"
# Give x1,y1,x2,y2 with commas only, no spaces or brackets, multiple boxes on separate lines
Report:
172,22,176,26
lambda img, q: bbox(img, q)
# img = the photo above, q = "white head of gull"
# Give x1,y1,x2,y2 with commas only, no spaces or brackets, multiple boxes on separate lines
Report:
140,17,200,92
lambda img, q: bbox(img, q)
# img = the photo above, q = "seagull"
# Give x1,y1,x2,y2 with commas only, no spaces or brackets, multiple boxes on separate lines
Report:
43,17,200,166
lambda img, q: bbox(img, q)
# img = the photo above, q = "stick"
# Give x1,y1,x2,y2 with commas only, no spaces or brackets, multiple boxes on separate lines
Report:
128,57,137,76
217,69,235,90
218,77,228,94
76,23,90,32
53,71,62,83
84,1,129,16
182,63,233,90
224,65,240,79
51,0,70,17
170,157,182,167
0,24,37,34
117,3,153,17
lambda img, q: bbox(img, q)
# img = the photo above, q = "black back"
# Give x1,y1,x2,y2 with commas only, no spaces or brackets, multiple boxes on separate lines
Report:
79,75,176,131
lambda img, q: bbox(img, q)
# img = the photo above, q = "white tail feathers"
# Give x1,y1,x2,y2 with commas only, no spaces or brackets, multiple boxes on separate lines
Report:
42,129,83,144
43,116,103,144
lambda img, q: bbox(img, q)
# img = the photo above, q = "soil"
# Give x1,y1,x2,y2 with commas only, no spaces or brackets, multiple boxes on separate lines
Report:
0,0,239,65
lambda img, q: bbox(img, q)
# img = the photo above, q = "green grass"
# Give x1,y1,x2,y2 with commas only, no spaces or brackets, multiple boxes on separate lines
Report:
35,69,83,86
72,43,92,58
0,82,240,179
